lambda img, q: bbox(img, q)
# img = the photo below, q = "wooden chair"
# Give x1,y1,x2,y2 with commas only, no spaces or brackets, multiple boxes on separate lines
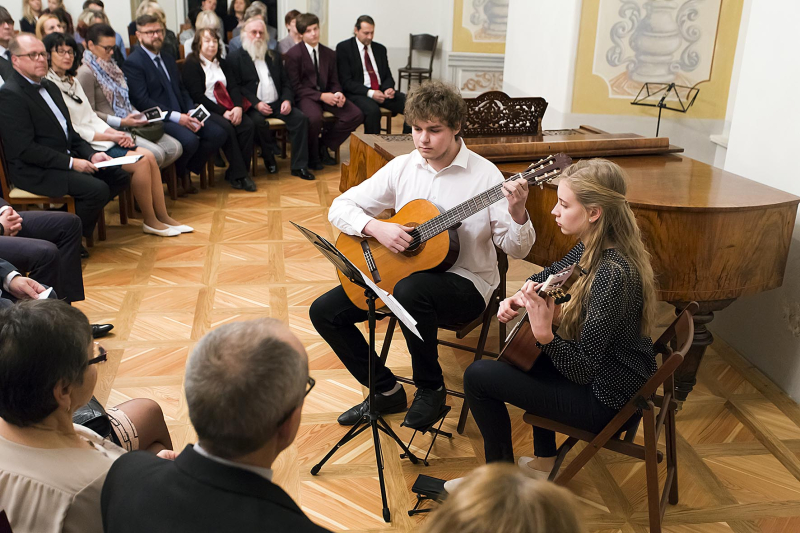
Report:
397,34,438,92
378,251,509,435
380,107,393,134
162,163,179,201
462,92,548,138
251,118,289,177
321,111,340,163
522,301,699,533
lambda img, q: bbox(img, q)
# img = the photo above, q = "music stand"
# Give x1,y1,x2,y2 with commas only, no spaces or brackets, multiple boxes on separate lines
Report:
631,82,700,136
292,222,419,523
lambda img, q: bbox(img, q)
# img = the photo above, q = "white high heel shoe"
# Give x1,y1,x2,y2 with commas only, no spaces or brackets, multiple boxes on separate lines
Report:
518,456,553,480
166,224,194,233
143,223,180,237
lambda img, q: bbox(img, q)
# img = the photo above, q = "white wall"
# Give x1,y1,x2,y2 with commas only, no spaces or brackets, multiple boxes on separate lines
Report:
710,3,800,400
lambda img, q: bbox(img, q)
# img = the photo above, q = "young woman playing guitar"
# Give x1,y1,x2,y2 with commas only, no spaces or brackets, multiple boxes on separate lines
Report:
453,158,658,486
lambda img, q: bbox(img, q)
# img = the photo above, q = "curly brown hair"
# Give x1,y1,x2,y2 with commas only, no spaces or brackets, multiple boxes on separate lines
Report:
191,27,222,62
404,80,467,134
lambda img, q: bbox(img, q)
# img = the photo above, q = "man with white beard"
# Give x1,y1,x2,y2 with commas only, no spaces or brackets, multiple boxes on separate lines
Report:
228,17,314,180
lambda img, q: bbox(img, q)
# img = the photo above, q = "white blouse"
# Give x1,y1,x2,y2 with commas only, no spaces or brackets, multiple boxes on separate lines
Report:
200,55,226,104
45,70,114,151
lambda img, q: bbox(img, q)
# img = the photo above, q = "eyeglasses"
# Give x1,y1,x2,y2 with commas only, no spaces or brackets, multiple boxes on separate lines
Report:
88,344,107,366
52,48,75,57
15,51,47,61
138,29,165,37
274,376,315,427
93,43,115,53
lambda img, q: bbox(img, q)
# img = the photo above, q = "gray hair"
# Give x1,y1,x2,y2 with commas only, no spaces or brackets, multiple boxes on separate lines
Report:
185,318,307,459
244,1,266,19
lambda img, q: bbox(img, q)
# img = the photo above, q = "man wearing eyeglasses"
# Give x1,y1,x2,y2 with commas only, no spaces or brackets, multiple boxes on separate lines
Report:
101,318,329,533
123,14,229,193
0,33,131,247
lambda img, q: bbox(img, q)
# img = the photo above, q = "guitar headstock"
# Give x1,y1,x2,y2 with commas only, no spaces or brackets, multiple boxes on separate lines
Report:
521,153,573,188
538,263,582,304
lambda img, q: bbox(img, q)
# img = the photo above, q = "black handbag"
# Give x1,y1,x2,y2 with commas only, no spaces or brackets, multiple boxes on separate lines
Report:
72,395,112,439
130,121,165,143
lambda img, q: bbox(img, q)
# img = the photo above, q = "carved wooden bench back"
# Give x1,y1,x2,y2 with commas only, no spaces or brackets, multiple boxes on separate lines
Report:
463,91,548,137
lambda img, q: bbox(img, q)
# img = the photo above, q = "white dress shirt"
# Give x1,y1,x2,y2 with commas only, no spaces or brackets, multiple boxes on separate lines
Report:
199,55,226,104
193,443,274,481
254,57,279,104
46,70,115,152
356,39,380,99
142,46,182,123
20,73,74,169
328,140,536,305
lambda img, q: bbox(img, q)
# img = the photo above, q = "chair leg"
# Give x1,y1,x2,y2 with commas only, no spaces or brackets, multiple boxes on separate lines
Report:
97,209,107,241
379,317,398,365
207,157,215,187
199,160,208,189
165,165,177,201
666,407,679,505
252,143,258,177
456,306,495,434
281,129,287,159
334,146,340,164
127,186,136,218
643,406,662,533
118,190,128,225
386,113,392,135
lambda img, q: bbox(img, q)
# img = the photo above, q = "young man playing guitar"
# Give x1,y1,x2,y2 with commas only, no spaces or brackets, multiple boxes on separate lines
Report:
309,81,535,430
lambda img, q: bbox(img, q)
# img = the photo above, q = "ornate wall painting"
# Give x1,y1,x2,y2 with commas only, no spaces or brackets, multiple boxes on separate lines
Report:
453,0,507,54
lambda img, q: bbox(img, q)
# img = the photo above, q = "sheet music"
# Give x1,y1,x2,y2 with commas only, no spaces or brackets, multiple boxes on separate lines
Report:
358,271,423,341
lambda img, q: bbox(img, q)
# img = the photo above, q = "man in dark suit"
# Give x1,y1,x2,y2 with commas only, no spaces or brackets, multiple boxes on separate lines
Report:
123,14,228,191
336,15,409,135
101,318,330,533
0,256,49,308
284,13,363,169
229,16,314,180
0,6,14,84
0,34,130,243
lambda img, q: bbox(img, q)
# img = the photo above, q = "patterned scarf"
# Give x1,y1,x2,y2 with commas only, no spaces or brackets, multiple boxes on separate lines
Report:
82,49,135,118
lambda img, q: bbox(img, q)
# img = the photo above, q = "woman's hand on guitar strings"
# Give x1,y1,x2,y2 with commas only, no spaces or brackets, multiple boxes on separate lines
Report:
364,219,415,253
520,280,556,344
502,177,530,225
497,292,527,323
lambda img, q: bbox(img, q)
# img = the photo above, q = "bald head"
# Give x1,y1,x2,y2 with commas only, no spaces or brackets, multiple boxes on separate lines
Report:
9,33,47,81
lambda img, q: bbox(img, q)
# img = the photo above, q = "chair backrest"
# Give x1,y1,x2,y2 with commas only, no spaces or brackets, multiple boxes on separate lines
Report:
0,138,13,200
463,92,548,137
406,33,438,71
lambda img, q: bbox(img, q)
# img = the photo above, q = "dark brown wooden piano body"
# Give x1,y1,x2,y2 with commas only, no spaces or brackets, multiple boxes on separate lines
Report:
340,131,800,403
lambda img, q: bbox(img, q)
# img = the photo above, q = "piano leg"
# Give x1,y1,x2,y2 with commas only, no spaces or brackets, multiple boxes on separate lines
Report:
669,300,735,406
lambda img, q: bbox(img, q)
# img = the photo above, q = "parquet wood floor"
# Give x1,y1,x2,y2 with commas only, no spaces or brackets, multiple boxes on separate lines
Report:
79,125,800,532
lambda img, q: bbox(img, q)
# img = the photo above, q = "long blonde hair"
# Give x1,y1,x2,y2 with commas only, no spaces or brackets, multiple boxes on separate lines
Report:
22,0,42,24
34,13,59,40
421,464,584,533
557,159,656,339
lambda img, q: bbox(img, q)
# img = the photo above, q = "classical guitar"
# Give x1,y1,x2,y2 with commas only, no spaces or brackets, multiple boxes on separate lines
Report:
497,263,582,372
336,154,573,310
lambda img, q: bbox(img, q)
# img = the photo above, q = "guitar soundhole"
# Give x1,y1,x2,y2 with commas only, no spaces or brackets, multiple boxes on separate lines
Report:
403,224,425,257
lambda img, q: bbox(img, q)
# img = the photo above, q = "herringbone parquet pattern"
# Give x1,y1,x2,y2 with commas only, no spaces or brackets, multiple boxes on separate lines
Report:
78,125,800,532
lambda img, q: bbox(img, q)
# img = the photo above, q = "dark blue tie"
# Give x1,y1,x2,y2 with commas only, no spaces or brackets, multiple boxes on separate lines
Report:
154,56,181,112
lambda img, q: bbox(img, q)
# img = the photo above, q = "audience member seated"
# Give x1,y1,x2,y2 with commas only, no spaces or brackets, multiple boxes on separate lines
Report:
0,34,130,245
229,17,313,180
0,299,174,533
101,318,330,533
422,464,585,533
225,0,250,37
128,2,179,60
34,12,63,39
124,14,228,192
182,28,256,191
0,256,48,306
178,6,201,46
43,0,73,35
77,24,183,170
336,15,410,135
277,9,301,56
228,1,276,53
183,9,224,60
43,32,191,237
75,8,124,65
80,1,126,61
19,0,43,34
0,6,14,84
284,13,363,169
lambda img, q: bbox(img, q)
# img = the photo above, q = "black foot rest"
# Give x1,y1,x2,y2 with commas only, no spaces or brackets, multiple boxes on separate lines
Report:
408,474,447,516
400,405,452,466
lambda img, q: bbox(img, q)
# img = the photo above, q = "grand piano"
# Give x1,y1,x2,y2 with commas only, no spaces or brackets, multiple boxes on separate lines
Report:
339,94,799,403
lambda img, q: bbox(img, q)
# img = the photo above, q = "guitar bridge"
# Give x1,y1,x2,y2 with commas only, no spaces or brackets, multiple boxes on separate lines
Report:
360,240,381,283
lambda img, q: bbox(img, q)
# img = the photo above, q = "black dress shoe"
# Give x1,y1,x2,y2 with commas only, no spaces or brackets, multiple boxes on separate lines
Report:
229,177,245,190
80,246,90,259
291,168,315,180
320,147,337,166
309,160,324,171
403,387,447,430
241,176,257,192
338,386,407,426
264,155,278,174
91,323,114,339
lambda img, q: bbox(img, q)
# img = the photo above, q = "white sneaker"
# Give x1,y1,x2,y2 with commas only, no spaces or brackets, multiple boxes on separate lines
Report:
518,456,552,480
443,477,465,493
166,224,194,233
143,223,180,237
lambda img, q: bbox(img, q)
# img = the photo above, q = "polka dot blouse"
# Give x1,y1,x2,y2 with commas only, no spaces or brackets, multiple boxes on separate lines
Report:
528,243,657,411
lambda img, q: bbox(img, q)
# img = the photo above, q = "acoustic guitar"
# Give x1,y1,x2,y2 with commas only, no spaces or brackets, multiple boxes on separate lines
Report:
336,154,573,310
497,263,582,372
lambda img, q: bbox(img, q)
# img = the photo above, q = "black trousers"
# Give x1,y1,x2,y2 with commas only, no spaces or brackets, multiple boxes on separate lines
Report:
163,118,227,177
347,92,407,134
206,112,254,181
60,167,130,239
246,105,309,171
309,272,485,392
0,210,84,303
464,356,619,462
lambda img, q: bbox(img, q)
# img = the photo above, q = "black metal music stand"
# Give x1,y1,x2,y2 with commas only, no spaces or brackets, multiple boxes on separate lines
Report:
631,82,700,136
291,222,419,523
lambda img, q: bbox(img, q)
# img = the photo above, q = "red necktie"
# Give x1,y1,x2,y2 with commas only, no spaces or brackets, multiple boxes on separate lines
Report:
364,47,379,90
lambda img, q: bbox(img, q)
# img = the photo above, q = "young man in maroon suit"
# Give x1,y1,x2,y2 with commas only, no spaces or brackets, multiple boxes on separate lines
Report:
283,13,363,169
